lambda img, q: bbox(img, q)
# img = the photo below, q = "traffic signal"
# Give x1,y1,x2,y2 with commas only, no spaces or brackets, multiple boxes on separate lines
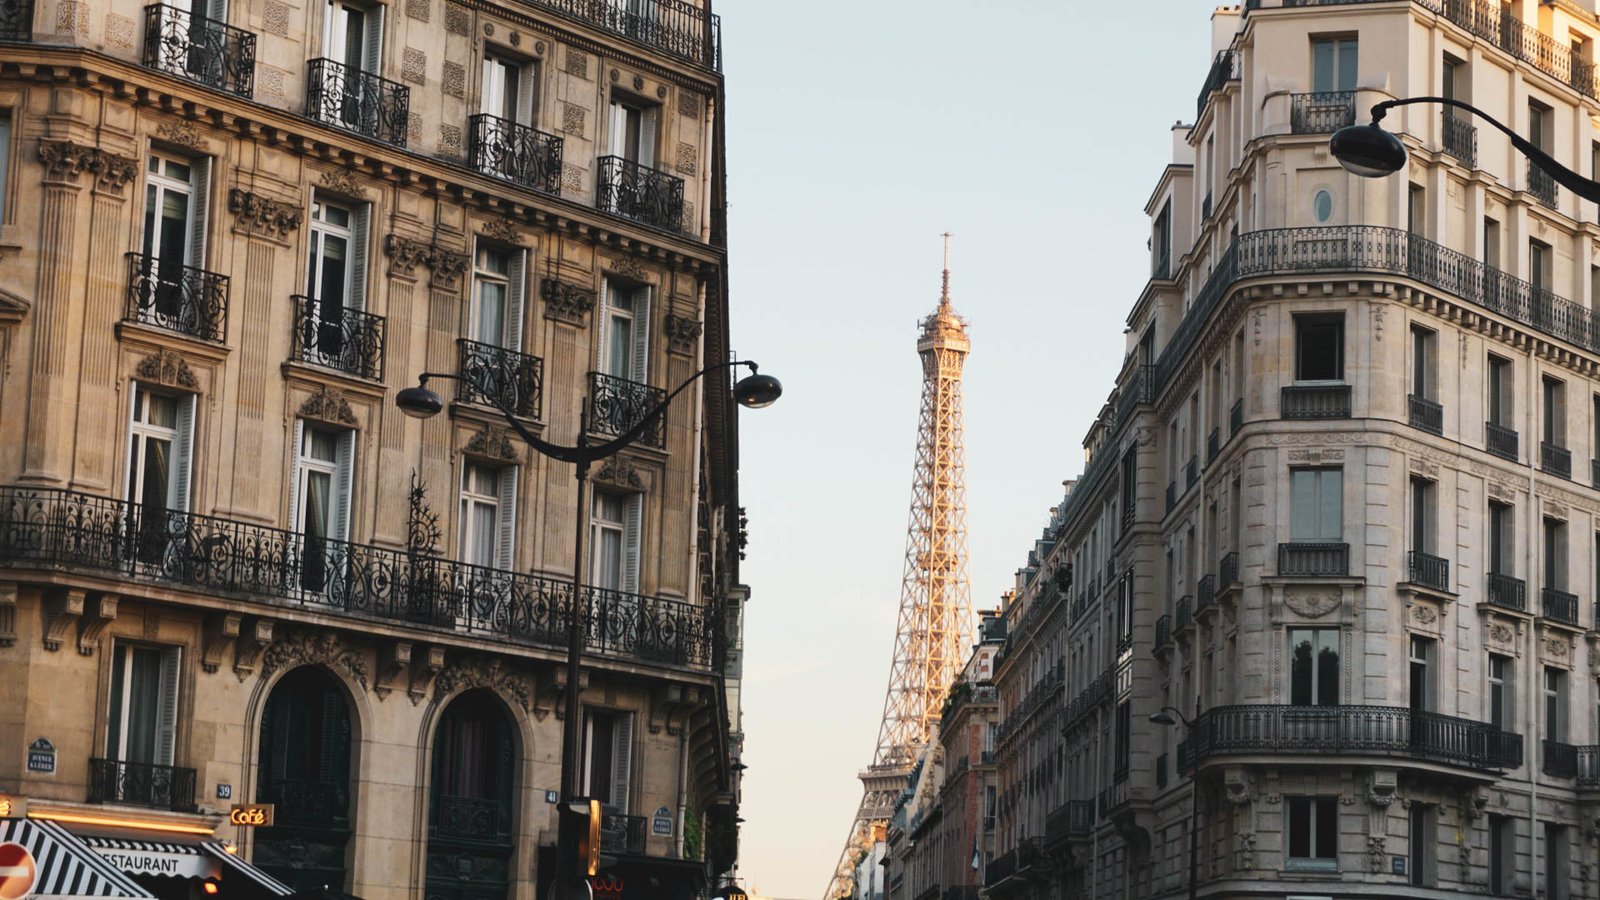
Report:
558,798,601,879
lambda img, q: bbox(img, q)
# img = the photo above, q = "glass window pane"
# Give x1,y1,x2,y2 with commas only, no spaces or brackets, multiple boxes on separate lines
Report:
1291,471,1316,540
1337,41,1358,92
1315,798,1338,857
1313,41,1334,93
1318,470,1343,540
1288,797,1311,857
476,281,506,346
1317,631,1340,706
304,471,331,536
1291,630,1313,705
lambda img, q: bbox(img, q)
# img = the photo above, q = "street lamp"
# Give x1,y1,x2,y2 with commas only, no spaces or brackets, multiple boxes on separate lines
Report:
1329,96,1600,202
396,359,781,900
1148,706,1199,900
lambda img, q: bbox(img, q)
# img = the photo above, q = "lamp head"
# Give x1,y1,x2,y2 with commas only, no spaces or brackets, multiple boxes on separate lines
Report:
1148,712,1176,726
1329,121,1408,177
396,383,445,419
733,371,783,409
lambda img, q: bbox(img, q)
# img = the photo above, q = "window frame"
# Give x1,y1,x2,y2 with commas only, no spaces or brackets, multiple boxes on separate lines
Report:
1288,627,1340,707
1285,795,1339,870
1289,467,1343,542
1310,36,1358,93
105,640,182,767
1292,313,1344,383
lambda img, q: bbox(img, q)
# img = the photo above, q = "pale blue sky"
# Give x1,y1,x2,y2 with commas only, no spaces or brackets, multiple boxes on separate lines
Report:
723,2,1213,896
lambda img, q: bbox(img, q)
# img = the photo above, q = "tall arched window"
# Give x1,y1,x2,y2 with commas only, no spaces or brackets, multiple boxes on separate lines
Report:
253,667,354,891
426,689,515,900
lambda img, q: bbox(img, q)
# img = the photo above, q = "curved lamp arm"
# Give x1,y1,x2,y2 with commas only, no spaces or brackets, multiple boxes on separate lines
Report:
1369,96,1600,204
1150,705,1192,729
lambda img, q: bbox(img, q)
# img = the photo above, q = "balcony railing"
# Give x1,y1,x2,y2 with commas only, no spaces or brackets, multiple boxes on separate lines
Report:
457,339,543,419
1230,398,1243,435
596,155,685,233
1592,459,1600,489
1541,587,1579,626
467,114,562,196
1281,383,1351,419
1206,428,1220,464
306,57,409,146
1187,705,1519,771
1541,442,1572,479
1405,550,1450,592
1154,614,1171,652
1185,456,1198,488
1196,574,1215,613
1220,551,1240,588
1201,192,1213,220
1278,542,1349,577
1195,49,1239,117
525,0,719,69
125,251,228,342
1440,111,1477,167
291,295,385,380
601,813,647,855
1486,573,1527,612
142,4,255,97
1485,422,1519,461
1408,394,1442,435
0,0,30,39
430,794,511,840
1577,745,1600,786
1164,482,1176,515
1290,91,1355,133
88,758,197,812
587,371,666,449
1543,739,1578,778
258,778,350,827
1491,730,1524,769
1155,753,1169,789
1175,596,1192,632
1527,158,1558,208
0,486,716,670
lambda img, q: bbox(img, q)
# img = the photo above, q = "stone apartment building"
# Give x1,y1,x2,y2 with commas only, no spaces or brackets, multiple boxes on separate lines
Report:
984,0,1600,898
0,0,747,897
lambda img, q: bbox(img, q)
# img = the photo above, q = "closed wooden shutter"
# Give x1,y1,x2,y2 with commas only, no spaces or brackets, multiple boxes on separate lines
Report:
630,285,650,384
363,3,383,74
187,156,210,270
595,276,610,373
638,106,657,169
330,429,354,542
610,712,633,813
287,419,306,531
170,394,195,513
516,61,535,125
506,249,525,351
496,465,517,570
622,493,641,594
154,647,182,766
350,203,369,311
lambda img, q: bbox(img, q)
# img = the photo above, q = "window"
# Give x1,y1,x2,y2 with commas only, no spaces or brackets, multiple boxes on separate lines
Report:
1289,628,1339,706
1489,501,1515,575
1594,395,1600,465
324,0,381,74
607,95,658,166
1546,667,1567,742
582,709,634,811
1489,654,1512,731
1293,314,1343,381
289,421,353,590
1113,700,1131,779
1409,477,1434,554
0,110,10,217
107,641,181,766
135,151,211,326
1544,517,1567,592
590,490,641,594
470,244,524,350
1119,448,1137,526
1543,376,1566,447
127,385,195,515
1530,239,1552,293
1152,201,1171,276
1290,468,1342,542
1489,815,1514,894
1484,217,1501,270
1408,184,1425,235
480,51,533,125
1408,636,1433,713
1286,796,1338,870
1545,823,1568,900
304,198,369,359
1411,325,1435,400
1488,355,1514,427
598,279,650,384
1313,189,1332,223
458,461,516,570
1311,37,1357,93
1442,55,1466,105
1409,804,1433,886
1529,99,1553,152
1591,265,1600,307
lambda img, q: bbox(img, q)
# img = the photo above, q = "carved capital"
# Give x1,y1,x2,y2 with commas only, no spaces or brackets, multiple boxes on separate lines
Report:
135,348,200,390
39,141,137,194
77,594,118,656
261,628,370,690
299,384,359,426
428,247,469,290
202,613,242,674
384,233,431,278
375,640,413,699
434,655,536,711
227,188,303,240
43,589,86,652
663,313,703,356
234,618,275,680
464,424,519,461
540,279,595,326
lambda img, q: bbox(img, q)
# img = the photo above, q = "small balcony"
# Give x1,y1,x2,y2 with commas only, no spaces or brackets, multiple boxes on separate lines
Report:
88,758,198,812
259,777,351,827
1485,421,1519,461
1486,572,1527,612
1282,383,1351,419
1541,587,1579,627
457,338,543,419
1408,394,1442,435
306,57,410,146
1220,551,1240,588
1195,574,1216,614
1528,159,1558,209
1230,398,1243,435
429,794,512,840
142,4,255,97
1490,731,1524,769
1155,753,1168,789
528,0,719,69
1206,428,1220,464
0,0,30,38
1290,91,1355,134
1277,541,1349,577
600,813,647,855
587,371,666,449
1185,455,1198,489
1164,481,1176,515
1440,111,1477,168
1543,739,1578,778
1404,550,1450,593
1154,614,1171,652
291,295,386,380
1201,191,1213,220
1577,745,1600,787
1541,442,1572,479
125,251,228,342
1592,458,1600,489
595,155,685,233
467,114,563,196
1187,705,1518,773
1175,596,1192,633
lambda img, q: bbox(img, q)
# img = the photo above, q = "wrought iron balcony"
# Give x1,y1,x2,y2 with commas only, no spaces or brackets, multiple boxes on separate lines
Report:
1278,542,1349,577
1541,442,1572,479
1195,49,1239,117
1490,730,1524,769
467,114,562,196
430,794,511,840
1527,159,1558,208
587,371,666,449
1281,383,1351,419
291,295,385,380
1153,252,1170,281
1408,394,1443,435
1592,458,1600,488
258,777,350,827
125,251,228,342
1577,745,1600,787
457,339,543,419
1185,455,1198,488
88,758,197,812
1541,587,1579,626
1230,398,1243,435
0,486,716,670
1045,800,1094,843
1187,705,1516,772
1485,422,1519,461
1290,91,1355,134
1201,192,1213,220
1154,614,1171,652
1175,596,1192,632
1196,574,1215,613
142,4,256,97
1164,481,1176,515
0,0,30,39
305,57,409,146
601,813,647,855
595,155,685,233
1543,739,1578,778
1155,753,1168,789
1206,428,1220,464
1405,550,1450,592
1441,111,1477,167
525,0,718,69
1486,572,1526,612
1220,551,1240,588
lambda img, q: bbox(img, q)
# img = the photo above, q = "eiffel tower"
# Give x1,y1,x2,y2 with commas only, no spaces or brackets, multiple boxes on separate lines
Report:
826,236,974,900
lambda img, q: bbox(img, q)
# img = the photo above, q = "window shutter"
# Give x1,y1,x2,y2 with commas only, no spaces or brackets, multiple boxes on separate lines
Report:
496,465,518,570
350,204,369,311
516,62,535,125
595,276,610,373
638,105,657,168
331,429,354,542
154,647,181,766
205,0,226,23
188,156,210,269
631,285,650,385
506,249,525,351
363,3,383,74
170,394,195,513
287,418,306,531
610,712,633,813
622,493,642,594
608,101,627,158
481,56,501,118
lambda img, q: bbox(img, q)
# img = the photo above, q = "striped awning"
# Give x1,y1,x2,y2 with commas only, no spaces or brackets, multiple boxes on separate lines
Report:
0,819,154,899
201,843,291,897
77,835,291,897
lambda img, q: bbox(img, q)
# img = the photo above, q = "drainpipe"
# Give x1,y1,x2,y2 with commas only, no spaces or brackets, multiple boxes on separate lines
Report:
676,726,689,858
1526,340,1541,897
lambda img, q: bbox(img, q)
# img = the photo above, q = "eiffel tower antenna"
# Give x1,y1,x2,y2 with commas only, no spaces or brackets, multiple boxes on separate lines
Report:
826,235,974,900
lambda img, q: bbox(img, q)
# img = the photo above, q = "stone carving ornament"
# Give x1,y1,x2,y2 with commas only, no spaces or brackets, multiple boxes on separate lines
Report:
434,655,534,711
384,234,432,276
318,167,364,198
1489,624,1514,644
228,188,303,238
38,141,137,193
135,349,199,389
663,313,703,355
541,279,595,324
1284,591,1338,618
428,247,468,289
1411,604,1438,624
482,217,522,244
594,457,643,490
299,384,359,426
465,425,518,461
260,628,370,689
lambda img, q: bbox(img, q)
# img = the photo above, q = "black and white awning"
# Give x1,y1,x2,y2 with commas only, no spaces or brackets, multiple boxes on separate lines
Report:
78,836,292,897
201,843,291,897
0,819,154,899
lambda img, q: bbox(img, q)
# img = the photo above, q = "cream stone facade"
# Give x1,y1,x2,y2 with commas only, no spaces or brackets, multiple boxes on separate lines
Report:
0,0,745,898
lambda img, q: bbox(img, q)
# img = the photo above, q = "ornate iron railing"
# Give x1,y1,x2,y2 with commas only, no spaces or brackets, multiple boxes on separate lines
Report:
1541,587,1579,626
1201,192,1213,220
985,847,1017,887
1541,442,1572,479
1440,111,1476,167
1528,159,1558,208
467,114,562,196
601,813,647,855
0,0,30,38
125,251,228,342
88,758,197,812
595,155,685,233
1175,596,1192,632
587,371,666,449
1282,383,1351,419
1195,49,1239,118
1164,481,1176,515
1543,739,1578,778
1486,573,1526,612
0,486,715,670
430,794,511,840
1491,730,1524,769
1290,91,1355,133
142,4,256,97
457,339,543,419
291,295,386,380
1220,551,1240,588
1576,745,1600,786
1486,422,1519,461
1278,542,1349,577
525,0,719,69
1153,252,1170,281
1188,705,1516,770
305,57,409,146
1405,550,1450,592
1408,394,1442,434
259,778,350,827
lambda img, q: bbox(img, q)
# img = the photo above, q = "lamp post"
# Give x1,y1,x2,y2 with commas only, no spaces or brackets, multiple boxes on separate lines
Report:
1329,95,1600,202
396,359,781,900
1149,706,1198,900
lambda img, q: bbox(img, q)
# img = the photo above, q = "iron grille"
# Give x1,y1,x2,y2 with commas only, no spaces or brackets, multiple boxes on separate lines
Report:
0,0,30,39
305,57,410,146
1486,572,1527,611
1541,442,1572,479
291,295,386,380
1281,383,1352,418
1230,398,1243,435
88,758,197,812
1577,745,1600,786
430,794,511,839
1220,551,1240,587
1195,49,1239,118
1175,596,1192,632
587,371,667,449
125,251,229,341
457,338,544,419
1490,731,1524,769
1185,455,1198,488
1592,458,1600,488
1405,550,1450,592
259,777,350,826
524,0,718,69
1408,394,1443,434
596,155,685,233
1541,587,1579,626
1543,740,1578,778
1187,705,1514,771
1528,159,1558,208
600,813,647,855
1154,614,1171,651
467,113,562,196
1206,428,1220,464
1196,574,1216,612
142,4,255,97
1290,91,1355,133
1278,542,1349,577
1441,111,1477,167
1485,422,1519,461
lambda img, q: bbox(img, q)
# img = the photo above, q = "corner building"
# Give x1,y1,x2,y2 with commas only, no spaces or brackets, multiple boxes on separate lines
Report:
987,1,1600,898
0,0,746,897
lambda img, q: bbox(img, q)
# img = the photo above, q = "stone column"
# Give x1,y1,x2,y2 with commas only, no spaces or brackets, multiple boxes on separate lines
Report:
420,247,467,500
536,273,595,575
374,234,430,545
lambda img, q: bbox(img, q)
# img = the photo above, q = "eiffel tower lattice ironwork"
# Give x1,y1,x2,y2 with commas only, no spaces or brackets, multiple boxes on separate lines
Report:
825,236,974,900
